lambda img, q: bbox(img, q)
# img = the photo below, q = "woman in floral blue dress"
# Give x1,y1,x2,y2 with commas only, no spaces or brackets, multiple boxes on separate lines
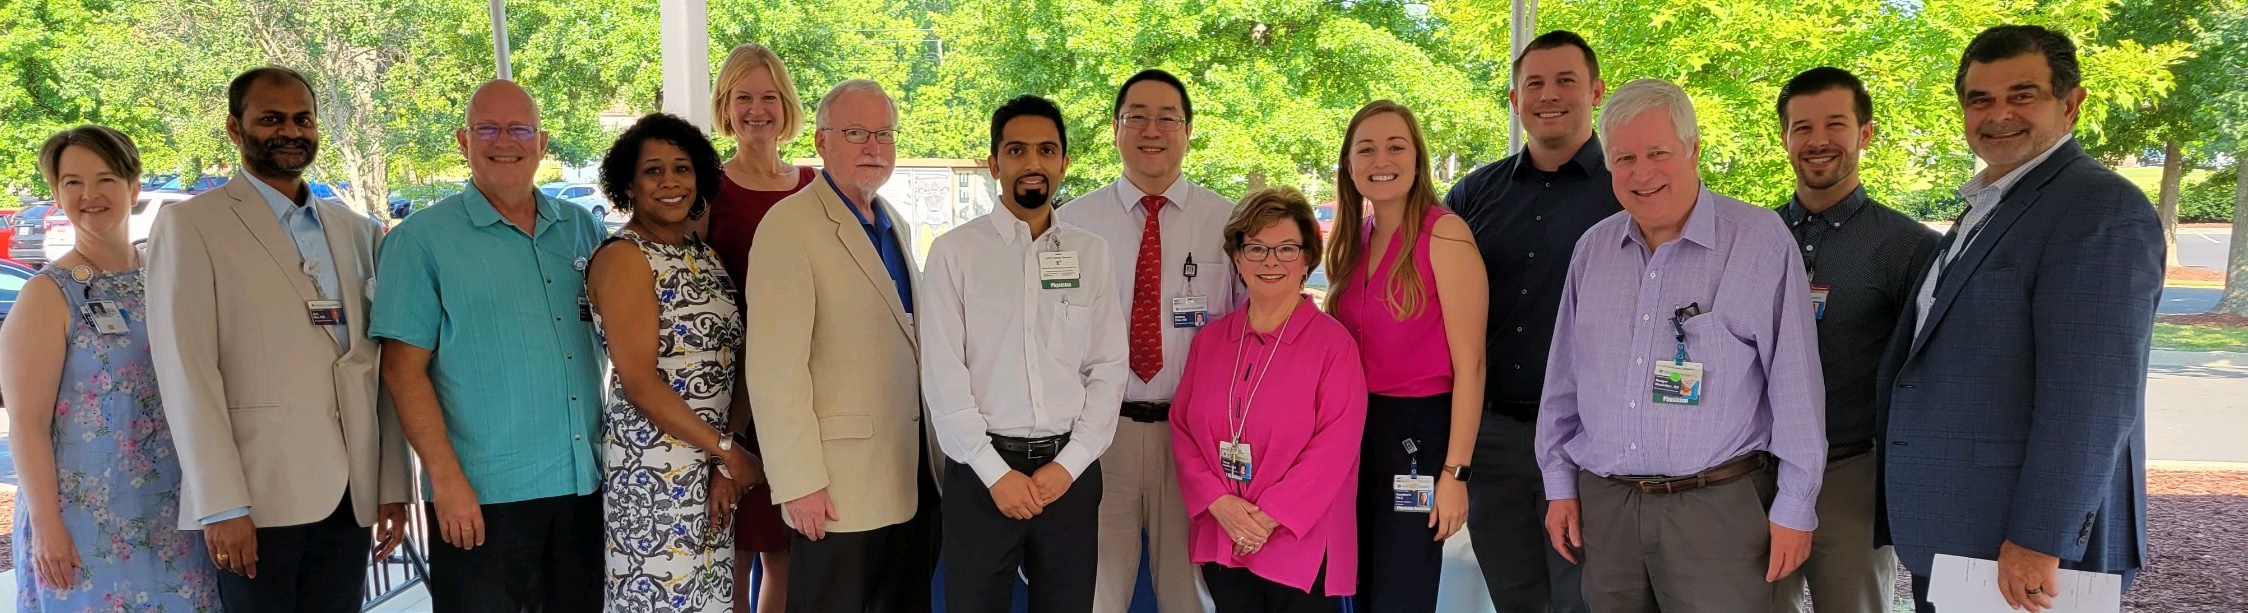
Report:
1,126,220,612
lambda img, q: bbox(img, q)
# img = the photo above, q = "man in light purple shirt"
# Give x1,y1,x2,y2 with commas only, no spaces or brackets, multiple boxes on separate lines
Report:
1535,78,1828,613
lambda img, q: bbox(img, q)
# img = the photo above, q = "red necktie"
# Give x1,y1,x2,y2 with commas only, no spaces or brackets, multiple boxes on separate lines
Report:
1129,196,1166,382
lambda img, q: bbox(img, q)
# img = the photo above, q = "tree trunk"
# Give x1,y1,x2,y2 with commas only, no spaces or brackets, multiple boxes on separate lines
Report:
2158,140,2184,268
2213,150,2248,316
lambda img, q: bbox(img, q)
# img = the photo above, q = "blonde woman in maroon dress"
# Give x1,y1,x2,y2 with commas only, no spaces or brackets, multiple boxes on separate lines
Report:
704,42,818,613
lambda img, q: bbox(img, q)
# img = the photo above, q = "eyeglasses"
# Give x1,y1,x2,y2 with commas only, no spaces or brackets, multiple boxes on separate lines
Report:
1240,243,1305,262
469,124,541,142
821,127,898,144
1118,114,1187,132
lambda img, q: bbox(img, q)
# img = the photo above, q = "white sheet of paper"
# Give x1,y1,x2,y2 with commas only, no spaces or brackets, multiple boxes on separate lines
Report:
1928,554,2123,613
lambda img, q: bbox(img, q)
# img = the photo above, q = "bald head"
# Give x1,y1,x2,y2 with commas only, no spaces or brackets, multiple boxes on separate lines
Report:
459,80,548,201
467,80,540,128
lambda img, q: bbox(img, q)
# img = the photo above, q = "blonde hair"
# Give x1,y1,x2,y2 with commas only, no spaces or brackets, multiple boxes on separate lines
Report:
711,44,805,142
1324,100,1441,320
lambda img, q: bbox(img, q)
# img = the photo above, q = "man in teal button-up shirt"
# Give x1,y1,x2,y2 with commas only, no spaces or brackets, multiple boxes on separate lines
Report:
369,80,608,613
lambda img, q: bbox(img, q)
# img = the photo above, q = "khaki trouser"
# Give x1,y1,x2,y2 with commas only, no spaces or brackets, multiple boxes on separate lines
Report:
1773,450,1898,613
1092,419,1212,613
1579,465,1779,613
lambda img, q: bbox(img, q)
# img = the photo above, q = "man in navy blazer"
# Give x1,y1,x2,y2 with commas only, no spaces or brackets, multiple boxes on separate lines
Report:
1876,25,2160,613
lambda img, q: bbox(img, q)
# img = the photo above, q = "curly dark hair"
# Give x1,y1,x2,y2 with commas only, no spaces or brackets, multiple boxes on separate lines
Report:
598,112,723,220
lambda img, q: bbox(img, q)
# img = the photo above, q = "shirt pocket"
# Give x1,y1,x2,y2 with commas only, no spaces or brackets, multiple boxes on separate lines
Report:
1045,297,1095,367
1680,312,1758,379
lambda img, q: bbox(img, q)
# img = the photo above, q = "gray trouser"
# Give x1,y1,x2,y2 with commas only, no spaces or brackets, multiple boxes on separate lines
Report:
1772,450,1897,613
1577,466,1777,613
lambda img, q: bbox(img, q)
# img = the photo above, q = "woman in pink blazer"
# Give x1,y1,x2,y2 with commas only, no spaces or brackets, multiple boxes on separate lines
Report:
1172,187,1369,612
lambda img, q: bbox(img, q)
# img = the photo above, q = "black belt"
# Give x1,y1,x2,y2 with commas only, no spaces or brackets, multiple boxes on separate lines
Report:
1120,401,1170,423
1829,438,1875,461
990,433,1071,460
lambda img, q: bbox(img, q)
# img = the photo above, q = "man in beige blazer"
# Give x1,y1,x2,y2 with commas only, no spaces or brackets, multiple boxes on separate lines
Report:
146,66,411,613
746,78,939,613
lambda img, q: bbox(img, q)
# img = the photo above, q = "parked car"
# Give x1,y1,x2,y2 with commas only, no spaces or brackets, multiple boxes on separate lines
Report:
42,191,193,262
566,193,614,221
141,173,179,191
1314,202,1336,238
540,182,600,201
0,257,31,403
154,174,228,193
9,204,55,265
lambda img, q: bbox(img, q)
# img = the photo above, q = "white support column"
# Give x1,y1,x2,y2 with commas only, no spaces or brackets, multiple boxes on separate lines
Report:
660,0,712,130
1508,0,1538,154
490,0,512,80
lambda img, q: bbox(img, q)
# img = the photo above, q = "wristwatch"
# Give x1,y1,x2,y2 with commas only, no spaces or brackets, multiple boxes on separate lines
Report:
1445,464,1474,482
716,433,734,454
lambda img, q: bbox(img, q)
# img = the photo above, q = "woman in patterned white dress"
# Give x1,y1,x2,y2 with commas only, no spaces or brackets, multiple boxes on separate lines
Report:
587,113,760,612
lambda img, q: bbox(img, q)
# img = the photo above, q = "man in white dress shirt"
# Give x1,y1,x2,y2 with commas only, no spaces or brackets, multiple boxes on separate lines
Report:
1056,68,1238,613
920,94,1130,613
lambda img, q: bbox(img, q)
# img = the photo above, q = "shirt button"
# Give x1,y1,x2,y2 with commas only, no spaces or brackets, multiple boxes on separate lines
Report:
1513,364,1522,370
1806,245,1816,252
567,354,574,360
1514,326,1524,332
1649,272,1657,279
1643,314,1650,321
555,316,562,321
574,435,583,440
1527,252,1536,259
547,278,553,284
1629,401,1637,409
1630,443,1639,450
1519,289,1529,295
1636,357,1643,364
1543,182,1553,188
1535,216,1544,222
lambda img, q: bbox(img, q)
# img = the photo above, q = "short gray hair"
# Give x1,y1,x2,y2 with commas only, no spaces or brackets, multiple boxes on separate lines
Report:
814,79,898,128
1598,79,1698,149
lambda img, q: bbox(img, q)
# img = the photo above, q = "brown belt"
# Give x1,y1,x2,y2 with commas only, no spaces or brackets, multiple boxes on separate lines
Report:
1605,452,1769,495
1829,438,1875,462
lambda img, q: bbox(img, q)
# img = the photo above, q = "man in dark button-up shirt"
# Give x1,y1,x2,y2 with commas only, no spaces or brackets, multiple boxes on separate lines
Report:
1441,29,1618,613
1770,67,1938,613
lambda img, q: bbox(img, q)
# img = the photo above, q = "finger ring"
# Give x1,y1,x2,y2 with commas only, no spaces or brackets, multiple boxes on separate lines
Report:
2026,587,2044,595
215,553,229,562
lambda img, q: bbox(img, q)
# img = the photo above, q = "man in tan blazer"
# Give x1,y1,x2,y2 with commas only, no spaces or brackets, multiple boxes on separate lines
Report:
146,66,411,613
746,78,939,613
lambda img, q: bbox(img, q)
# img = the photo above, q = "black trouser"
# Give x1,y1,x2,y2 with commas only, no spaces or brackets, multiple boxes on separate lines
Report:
942,453,1102,613
1466,411,1590,613
215,490,368,613
1205,562,1340,613
425,493,604,613
1356,393,1453,613
785,438,941,613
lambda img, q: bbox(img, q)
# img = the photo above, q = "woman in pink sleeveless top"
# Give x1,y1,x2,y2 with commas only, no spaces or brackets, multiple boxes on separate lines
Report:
1324,100,1490,613
703,43,816,613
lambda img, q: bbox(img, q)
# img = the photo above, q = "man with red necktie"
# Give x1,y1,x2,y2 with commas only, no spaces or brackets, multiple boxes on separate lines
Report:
1059,69,1242,613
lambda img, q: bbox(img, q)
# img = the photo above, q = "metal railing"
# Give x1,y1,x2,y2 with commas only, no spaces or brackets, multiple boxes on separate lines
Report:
361,499,431,610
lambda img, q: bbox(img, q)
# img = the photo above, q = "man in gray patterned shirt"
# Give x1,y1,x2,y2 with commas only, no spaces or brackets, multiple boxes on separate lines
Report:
1770,67,1939,613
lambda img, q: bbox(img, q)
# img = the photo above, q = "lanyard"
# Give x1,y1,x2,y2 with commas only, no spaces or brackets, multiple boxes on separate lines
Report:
1671,302,1700,365
1224,315,1291,446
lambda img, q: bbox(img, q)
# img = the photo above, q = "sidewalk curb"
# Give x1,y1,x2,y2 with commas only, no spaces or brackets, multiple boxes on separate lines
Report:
2149,460,2248,472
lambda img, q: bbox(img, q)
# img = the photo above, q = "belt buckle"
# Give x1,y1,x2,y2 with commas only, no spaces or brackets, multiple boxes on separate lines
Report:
1635,478,1680,494
1026,441,1056,461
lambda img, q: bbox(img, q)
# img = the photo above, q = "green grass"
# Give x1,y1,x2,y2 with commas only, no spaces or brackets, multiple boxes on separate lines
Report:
2152,322,2248,352
2117,166,2216,204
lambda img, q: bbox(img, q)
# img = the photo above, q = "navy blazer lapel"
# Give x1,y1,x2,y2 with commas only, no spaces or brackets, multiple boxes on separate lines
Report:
1909,141,2086,359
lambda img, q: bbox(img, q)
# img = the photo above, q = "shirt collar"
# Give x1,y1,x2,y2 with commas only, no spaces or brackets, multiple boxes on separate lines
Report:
1623,186,1719,251
1961,136,2072,203
1509,135,1608,180
1781,185,1870,228
240,170,310,219
987,209,1064,246
825,170,890,230
461,180,566,228
1114,176,1195,214
1231,294,1321,346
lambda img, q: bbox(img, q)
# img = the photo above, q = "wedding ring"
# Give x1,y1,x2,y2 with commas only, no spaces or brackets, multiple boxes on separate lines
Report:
215,553,230,562
2026,587,2044,595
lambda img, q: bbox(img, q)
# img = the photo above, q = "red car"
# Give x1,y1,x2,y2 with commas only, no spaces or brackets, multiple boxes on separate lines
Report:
1314,202,1336,239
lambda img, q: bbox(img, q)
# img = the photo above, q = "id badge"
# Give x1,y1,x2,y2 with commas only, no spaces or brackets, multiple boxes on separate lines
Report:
1652,361,1704,405
1172,295,1210,328
82,301,128,335
579,296,594,322
1809,284,1830,320
1219,441,1254,481
307,300,346,327
1039,251,1081,289
1392,475,1435,512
